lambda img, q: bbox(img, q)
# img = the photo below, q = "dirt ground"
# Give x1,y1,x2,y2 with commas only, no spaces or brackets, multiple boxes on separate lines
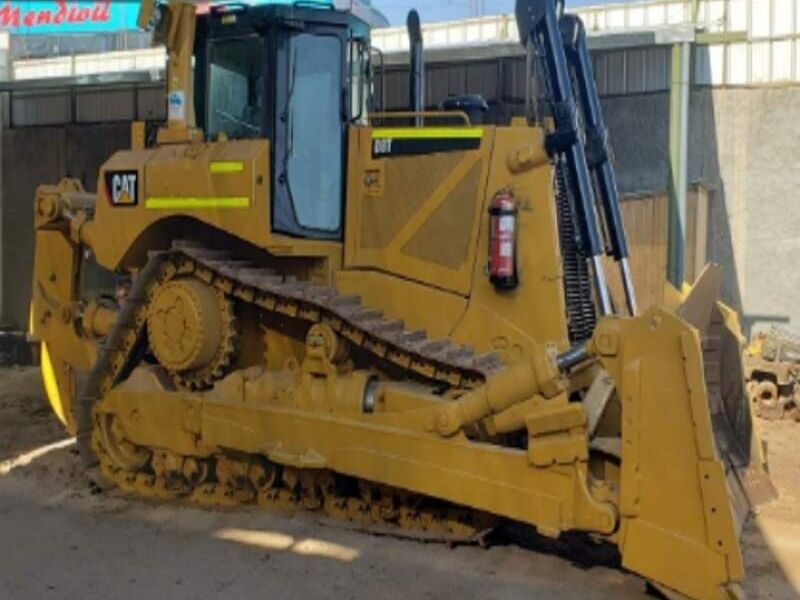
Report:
0,367,798,600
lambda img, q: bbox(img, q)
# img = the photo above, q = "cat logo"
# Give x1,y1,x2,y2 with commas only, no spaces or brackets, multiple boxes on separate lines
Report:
104,170,139,207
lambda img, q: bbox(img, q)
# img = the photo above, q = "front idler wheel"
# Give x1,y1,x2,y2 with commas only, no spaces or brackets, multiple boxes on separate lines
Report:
96,412,151,472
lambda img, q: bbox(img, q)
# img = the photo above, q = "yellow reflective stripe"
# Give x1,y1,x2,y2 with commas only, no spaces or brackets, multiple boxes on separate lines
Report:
146,197,250,209
371,127,484,140
210,161,245,174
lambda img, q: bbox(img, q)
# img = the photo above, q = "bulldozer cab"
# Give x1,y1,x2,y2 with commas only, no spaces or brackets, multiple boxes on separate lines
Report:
193,4,373,240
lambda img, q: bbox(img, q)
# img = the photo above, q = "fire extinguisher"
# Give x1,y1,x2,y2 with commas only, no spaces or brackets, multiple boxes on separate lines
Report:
488,189,519,290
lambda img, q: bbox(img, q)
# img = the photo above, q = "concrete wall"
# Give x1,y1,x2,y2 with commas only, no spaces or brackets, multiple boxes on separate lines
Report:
0,123,129,331
603,86,800,337
692,87,800,337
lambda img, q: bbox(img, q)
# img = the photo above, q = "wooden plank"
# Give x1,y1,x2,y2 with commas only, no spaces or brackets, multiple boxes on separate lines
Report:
604,193,669,313
591,187,709,314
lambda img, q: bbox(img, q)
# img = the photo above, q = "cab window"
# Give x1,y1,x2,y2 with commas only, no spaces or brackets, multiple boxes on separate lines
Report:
207,36,266,139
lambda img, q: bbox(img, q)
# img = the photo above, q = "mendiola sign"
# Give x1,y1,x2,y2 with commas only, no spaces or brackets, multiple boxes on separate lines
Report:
0,0,140,34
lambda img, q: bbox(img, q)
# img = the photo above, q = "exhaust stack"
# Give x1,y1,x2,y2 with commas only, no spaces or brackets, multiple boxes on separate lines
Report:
407,10,424,126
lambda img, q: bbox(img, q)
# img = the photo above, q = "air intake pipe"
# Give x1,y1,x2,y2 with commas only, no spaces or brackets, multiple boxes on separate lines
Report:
407,9,425,126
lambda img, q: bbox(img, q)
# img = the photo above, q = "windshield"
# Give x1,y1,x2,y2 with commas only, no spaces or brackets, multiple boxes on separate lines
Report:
207,36,265,139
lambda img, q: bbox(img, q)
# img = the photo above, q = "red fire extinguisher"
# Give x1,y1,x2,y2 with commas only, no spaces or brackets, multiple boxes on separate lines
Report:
488,189,519,290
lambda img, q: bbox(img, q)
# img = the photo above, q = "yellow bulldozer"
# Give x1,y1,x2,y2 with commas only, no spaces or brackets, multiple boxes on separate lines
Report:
746,329,800,421
29,0,775,598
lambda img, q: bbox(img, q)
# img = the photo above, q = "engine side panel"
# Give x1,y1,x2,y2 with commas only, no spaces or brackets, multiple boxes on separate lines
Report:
344,126,492,296
344,124,570,361
90,139,340,272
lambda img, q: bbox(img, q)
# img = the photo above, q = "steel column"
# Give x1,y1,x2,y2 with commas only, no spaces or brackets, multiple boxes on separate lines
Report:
668,41,691,287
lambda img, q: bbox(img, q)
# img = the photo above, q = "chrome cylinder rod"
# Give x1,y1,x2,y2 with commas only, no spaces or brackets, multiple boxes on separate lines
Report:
591,255,613,317
620,257,639,316
557,344,591,372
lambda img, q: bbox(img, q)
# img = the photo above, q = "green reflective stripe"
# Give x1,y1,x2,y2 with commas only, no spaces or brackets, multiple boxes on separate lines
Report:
146,197,250,210
372,127,484,140
210,161,245,174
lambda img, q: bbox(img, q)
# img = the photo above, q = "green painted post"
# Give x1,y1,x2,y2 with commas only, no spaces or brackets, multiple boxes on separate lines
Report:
668,41,691,287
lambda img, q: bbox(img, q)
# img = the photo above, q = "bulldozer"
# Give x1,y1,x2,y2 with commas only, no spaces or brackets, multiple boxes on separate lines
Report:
745,328,800,421
29,0,775,598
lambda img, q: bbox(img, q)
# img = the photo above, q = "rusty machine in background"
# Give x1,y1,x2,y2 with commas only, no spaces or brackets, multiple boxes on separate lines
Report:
746,328,800,421
29,0,774,599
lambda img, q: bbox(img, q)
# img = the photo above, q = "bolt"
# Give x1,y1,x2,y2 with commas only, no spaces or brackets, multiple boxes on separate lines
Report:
437,413,450,431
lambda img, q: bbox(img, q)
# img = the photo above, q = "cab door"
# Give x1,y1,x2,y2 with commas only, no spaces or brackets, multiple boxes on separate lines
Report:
273,28,346,240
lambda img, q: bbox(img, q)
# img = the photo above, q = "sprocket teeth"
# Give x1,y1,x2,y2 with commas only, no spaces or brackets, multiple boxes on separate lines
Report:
161,284,239,391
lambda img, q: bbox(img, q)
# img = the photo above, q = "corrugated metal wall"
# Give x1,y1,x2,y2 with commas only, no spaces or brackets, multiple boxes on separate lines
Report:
378,44,672,117
383,56,519,110
1,123,131,330
7,82,165,127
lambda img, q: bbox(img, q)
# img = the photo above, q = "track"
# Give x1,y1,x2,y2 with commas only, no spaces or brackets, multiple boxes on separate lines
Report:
76,240,503,543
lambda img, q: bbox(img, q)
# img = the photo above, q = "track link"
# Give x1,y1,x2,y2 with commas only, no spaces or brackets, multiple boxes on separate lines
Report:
172,239,502,388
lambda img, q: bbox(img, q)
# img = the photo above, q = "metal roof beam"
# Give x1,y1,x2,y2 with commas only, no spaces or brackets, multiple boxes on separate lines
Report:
380,24,696,66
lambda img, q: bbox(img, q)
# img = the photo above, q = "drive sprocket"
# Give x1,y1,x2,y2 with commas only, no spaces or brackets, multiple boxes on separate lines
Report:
147,276,237,390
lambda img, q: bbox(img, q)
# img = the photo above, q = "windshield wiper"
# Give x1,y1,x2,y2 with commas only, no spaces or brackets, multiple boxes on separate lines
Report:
215,109,261,134
281,44,300,203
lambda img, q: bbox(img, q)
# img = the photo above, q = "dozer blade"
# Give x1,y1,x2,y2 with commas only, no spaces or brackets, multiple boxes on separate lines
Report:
679,265,777,532
593,266,776,600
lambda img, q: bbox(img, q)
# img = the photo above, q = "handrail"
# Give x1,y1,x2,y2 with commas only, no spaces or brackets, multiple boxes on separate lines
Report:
368,110,472,127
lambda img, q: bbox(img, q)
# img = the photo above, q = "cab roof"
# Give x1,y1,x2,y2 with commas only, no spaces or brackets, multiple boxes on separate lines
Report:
203,0,389,29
